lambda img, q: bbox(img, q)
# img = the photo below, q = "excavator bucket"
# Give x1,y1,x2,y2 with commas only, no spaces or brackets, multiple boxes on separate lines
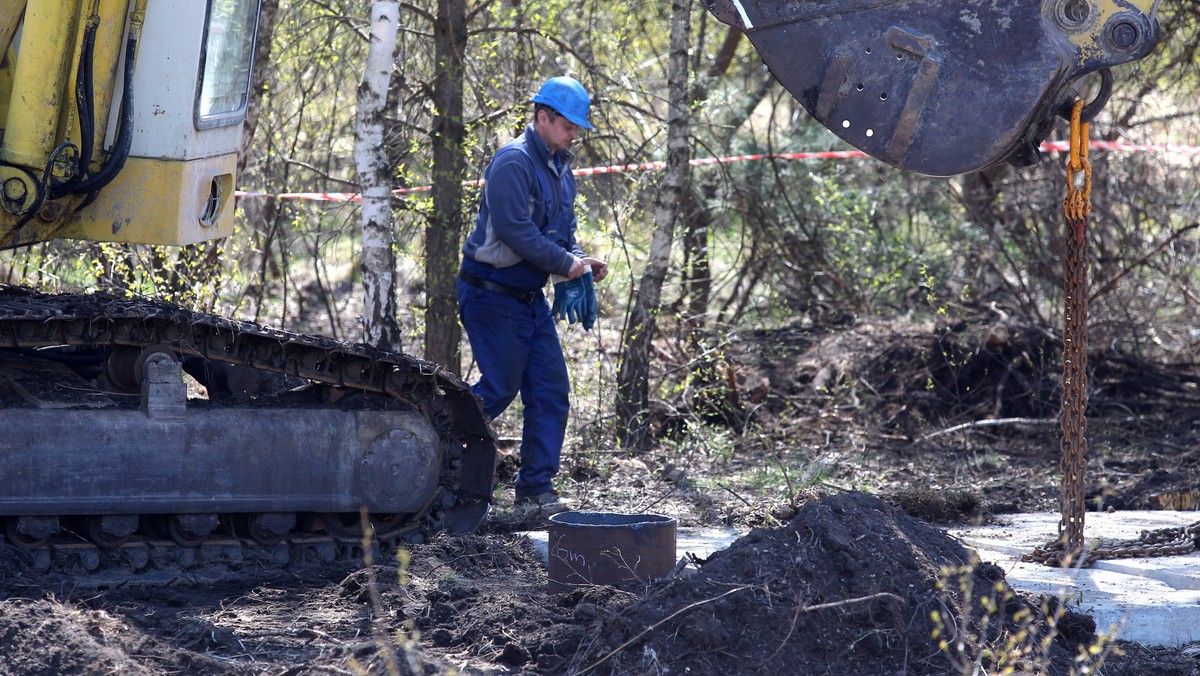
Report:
708,0,1161,176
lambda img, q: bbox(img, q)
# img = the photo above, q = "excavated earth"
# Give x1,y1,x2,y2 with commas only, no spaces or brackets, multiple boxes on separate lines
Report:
3,314,1200,674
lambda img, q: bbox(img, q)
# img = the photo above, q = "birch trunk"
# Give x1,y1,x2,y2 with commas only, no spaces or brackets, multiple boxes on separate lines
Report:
355,1,403,351
615,0,691,448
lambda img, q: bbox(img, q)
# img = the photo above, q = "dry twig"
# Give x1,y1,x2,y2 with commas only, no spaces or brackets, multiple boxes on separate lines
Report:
917,417,1056,444
762,592,906,665
718,482,753,507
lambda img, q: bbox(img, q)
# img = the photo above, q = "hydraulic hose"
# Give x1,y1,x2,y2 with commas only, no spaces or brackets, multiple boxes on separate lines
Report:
50,17,98,199
60,31,135,197
76,18,98,181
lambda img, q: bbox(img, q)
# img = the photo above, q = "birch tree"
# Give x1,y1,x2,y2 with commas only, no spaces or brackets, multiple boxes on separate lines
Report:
615,0,691,447
356,1,403,351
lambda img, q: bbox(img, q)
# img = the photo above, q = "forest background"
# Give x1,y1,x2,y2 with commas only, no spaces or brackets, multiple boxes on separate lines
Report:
2,0,1199,458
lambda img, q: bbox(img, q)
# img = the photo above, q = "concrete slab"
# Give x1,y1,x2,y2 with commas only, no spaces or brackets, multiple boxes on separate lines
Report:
949,511,1200,647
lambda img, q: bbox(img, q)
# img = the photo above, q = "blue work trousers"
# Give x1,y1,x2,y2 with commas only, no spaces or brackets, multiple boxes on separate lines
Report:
457,279,570,498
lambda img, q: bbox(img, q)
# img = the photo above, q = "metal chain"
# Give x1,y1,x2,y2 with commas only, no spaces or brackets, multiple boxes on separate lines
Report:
1026,521,1200,567
1024,101,1199,566
1057,98,1092,566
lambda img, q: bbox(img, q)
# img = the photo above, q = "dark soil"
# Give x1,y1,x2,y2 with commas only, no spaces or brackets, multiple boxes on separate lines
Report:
2,315,1200,674
575,492,1092,675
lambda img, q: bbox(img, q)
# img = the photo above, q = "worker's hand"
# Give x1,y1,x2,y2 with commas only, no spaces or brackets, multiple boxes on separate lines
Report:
582,257,608,282
566,257,589,280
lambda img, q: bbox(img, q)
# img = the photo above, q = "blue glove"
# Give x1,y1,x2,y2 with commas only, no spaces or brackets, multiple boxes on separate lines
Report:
581,271,597,331
552,274,588,325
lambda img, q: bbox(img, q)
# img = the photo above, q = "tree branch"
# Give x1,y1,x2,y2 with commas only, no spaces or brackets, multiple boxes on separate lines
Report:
918,417,1057,444
1089,221,1200,304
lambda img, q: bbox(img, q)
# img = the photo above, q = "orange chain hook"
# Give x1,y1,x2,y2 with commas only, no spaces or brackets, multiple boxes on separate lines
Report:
1064,100,1092,237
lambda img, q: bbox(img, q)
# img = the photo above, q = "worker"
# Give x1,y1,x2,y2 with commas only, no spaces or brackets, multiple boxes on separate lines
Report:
457,75,609,514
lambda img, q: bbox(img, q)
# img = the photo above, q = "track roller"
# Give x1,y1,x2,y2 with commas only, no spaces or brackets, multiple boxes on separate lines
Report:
5,516,59,547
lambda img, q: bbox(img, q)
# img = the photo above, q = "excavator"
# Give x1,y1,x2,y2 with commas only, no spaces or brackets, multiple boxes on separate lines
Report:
0,0,1161,566
0,0,495,564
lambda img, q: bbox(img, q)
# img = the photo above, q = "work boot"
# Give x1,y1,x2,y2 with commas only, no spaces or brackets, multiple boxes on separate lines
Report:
514,489,577,515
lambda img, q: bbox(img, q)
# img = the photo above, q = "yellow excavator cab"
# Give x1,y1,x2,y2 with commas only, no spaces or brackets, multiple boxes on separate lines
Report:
0,0,258,250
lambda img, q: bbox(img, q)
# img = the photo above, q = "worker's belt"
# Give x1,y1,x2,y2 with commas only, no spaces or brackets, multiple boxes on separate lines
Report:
458,271,541,304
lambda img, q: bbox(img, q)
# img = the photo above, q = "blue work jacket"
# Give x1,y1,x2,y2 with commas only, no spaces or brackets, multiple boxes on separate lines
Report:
461,125,585,292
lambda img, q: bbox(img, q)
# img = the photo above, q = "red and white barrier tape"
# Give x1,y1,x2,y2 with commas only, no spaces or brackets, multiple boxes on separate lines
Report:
235,140,1200,202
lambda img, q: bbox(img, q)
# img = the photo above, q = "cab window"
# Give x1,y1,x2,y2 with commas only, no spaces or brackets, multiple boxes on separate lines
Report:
196,0,261,128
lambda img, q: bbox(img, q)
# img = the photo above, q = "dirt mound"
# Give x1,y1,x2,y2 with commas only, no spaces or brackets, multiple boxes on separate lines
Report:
728,316,1061,433
571,492,1089,675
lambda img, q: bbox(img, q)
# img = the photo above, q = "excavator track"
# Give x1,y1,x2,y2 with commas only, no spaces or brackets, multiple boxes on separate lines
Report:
0,285,496,576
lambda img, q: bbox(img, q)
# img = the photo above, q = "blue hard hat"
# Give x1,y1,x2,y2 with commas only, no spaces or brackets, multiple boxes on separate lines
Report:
532,76,594,130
